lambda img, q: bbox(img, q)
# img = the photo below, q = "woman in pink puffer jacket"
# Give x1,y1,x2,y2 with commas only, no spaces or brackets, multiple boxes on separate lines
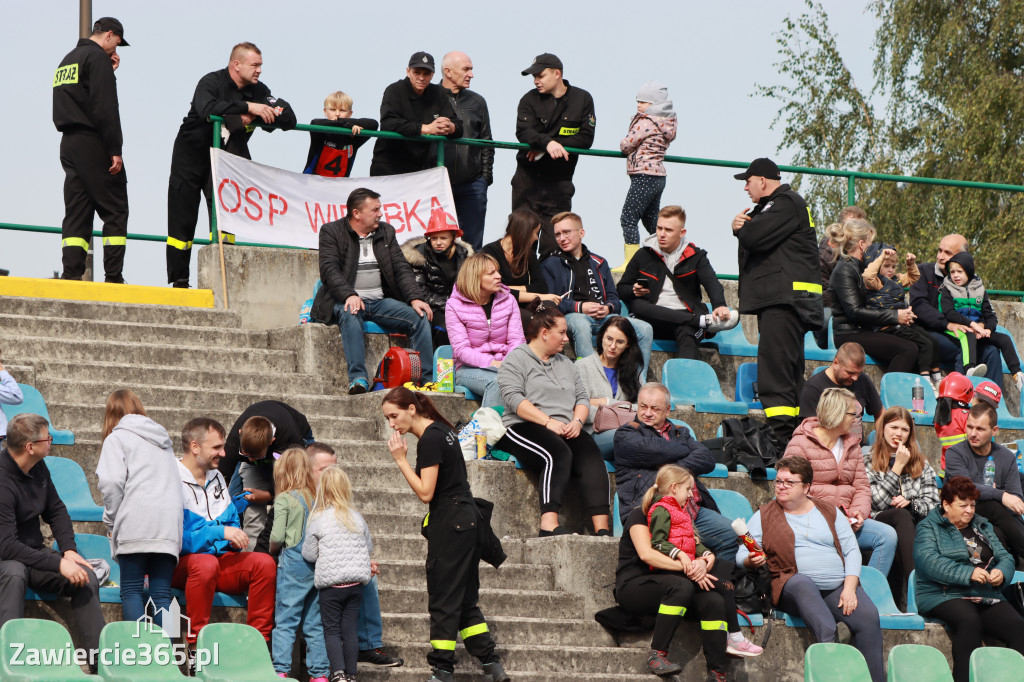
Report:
445,253,526,407
783,387,898,576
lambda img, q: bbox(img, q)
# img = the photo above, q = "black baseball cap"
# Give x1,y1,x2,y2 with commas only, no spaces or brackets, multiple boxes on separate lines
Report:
93,17,128,46
734,158,781,181
522,53,563,76
408,51,435,72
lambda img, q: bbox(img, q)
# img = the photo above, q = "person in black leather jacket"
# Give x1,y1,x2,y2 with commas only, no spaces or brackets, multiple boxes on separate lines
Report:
829,219,918,373
440,52,493,251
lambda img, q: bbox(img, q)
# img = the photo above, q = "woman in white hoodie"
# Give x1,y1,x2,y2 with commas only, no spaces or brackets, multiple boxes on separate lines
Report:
95,389,183,624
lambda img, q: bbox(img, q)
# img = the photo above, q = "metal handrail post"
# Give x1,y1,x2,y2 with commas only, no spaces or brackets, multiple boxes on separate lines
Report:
847,175,856,205
210,119,222,244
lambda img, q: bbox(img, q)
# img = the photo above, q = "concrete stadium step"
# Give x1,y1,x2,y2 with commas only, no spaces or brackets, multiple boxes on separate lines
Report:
360,667,653,681
36,379,354,417
329,462,409,488
353,487,449,515
47,406,378,442
371,532,427,558
359,642,648,676
0,296,239,328
332,440,394,465
378,613,617,648
25,359,328,396
378,585,583,620
377,559,554,591
0,313,268,348
4,335,297,374
361,510,425,533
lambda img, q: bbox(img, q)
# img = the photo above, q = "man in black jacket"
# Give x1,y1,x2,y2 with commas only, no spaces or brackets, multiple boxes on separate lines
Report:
52,17,129,283
513,53,595,256
166,42,296,287
311,188,434,394
909,233,1002,388
0,415,104,668
612,383,737,554
617,205,738,359
440,51,493,251
370,52,463,177
732,158,823,446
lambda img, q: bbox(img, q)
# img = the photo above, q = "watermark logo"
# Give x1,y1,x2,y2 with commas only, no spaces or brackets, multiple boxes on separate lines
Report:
136,597,193,640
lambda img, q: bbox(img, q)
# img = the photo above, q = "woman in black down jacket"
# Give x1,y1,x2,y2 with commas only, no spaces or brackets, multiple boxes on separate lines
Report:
830,219,918,373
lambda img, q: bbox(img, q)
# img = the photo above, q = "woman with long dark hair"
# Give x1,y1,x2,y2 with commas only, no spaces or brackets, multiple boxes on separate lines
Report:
482,208,561,327
576,316,644,457
381,388,508,682
864,405,939,603
495,303,611,536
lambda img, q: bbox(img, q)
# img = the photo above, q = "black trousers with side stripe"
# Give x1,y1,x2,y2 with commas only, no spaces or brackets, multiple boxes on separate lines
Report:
757,305,806,446
59,132,128,282
497,423,610,518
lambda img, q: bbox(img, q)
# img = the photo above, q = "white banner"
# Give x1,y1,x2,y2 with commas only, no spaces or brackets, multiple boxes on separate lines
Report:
210,148,458,249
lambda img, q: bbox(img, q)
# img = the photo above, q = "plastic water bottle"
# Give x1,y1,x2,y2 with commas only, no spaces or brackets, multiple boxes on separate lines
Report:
912,377,925,412
984,456,996,487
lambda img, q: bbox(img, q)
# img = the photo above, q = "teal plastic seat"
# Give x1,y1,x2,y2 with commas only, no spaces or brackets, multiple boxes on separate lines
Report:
968,375,1024,428
707,488,752,522
804,642,872,682
781,567,923,630
666,419,727,477
905,569,942,624
44,457,103,522
886,644,952,682
805,328,837,362
734,362,763,409
968,647,1024,682
0,619,101,680
880,372,937,426
1,384,75,445
996,325,1018,374
700,320,759,357
98,620,188,680
195,623,295,681
433,345,480,400
662,359,748,415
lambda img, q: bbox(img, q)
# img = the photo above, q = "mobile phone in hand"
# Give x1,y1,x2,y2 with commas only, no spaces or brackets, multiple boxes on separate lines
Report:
636,278,649,288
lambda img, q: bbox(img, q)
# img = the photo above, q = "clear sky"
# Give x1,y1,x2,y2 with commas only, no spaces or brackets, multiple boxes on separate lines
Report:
3,1,878,287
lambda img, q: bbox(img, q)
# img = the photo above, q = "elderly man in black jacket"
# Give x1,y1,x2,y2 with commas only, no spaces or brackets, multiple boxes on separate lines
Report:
370,52,463,177
311,187,434,394
613,383,737,554
0,414,104,669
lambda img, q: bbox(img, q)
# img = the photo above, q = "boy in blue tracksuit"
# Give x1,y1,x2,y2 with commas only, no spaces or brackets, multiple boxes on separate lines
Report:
542,211,653,375
171,417,277,664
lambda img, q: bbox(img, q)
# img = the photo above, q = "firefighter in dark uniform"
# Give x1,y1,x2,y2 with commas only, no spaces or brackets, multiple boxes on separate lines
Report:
513,53,595,257
52,17,129,283
732,158,823,446
382,388,509,682
166,42,295,287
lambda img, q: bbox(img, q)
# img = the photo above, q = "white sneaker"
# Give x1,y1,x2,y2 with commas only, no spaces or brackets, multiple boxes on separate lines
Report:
706,310,740,334
966,364,988,378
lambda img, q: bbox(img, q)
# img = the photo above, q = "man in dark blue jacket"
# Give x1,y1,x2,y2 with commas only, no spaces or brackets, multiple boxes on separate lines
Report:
542,212,652,374
613,383,737,555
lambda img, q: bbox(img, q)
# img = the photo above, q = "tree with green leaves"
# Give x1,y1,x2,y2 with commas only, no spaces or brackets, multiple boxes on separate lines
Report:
758,0,1024,290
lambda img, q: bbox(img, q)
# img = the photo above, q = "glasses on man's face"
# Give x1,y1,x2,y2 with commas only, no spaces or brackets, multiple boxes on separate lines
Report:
774,478,802,489
31,435,53,445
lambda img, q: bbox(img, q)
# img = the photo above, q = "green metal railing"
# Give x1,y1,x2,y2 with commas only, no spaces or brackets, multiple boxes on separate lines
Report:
4,115,1024,299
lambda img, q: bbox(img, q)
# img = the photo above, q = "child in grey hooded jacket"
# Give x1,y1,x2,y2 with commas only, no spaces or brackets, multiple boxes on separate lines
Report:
95,390,182,624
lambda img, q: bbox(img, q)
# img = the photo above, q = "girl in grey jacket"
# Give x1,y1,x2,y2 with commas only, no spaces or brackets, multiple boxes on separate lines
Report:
95,390,182,624
303,466,373,681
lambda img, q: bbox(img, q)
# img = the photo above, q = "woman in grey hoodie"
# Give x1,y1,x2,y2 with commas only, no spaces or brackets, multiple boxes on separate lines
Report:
495,303,612,537
95,389,183,624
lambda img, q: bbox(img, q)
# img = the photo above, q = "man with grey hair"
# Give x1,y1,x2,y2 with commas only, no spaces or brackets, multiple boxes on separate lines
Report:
440,51,493,251
0,414,104,670
910,233,1002,386
612,383,737,554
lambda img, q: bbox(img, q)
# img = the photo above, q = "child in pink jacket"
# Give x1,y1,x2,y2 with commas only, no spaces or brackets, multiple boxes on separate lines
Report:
619,82,677,246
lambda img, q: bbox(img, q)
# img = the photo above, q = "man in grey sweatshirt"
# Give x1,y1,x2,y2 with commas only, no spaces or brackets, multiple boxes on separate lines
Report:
944,402,1024,563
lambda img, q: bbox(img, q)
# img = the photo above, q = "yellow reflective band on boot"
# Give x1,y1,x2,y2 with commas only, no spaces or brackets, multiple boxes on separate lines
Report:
430,640,457,650
460,623,489,639
793,281,823,294
103,236,127,246
62,238,89,251
764,406,799,418
701,620,728,631
658,604,686,616
167,237,193,251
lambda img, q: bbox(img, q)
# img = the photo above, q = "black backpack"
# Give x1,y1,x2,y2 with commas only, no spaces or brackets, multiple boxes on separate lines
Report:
703,416,780,479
